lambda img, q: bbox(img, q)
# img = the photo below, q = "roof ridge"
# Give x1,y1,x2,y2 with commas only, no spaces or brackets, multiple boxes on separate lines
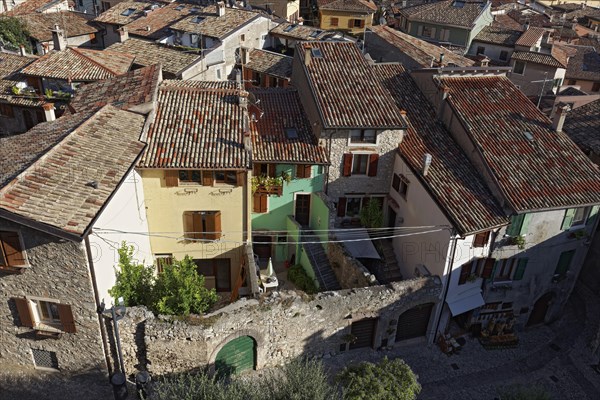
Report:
70,47,121,76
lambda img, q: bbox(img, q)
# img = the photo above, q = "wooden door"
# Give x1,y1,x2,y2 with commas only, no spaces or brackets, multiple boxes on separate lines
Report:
527,292,554,327
295,194,310,226
350,318,378,350
396,303,434,341
252,236,272,260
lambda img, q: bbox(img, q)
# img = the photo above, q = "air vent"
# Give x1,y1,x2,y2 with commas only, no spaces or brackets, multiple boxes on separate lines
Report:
32,349,59,370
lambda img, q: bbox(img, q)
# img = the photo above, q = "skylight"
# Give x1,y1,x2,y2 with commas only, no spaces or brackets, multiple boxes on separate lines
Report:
285,128,298,139
191,16,204,23
175,5,185,11
523,131,534,142
311,48,323,58
284,24,297,33
452,1,465,8
190,7,200,12
309,30,323,38
121,8,136,16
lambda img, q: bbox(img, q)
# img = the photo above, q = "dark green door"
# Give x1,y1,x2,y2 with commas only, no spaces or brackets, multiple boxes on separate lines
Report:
215,336,256,376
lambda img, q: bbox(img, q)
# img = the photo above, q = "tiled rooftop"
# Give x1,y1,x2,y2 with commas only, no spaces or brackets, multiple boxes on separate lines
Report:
69,64,161,114
437,74,600,211
400,0,489,29
371,26,475,68
0,105,146,237
107,38,201,77
473,24,522,46
249,88,329,165
0,52,44,108
17,11,98,42
565,45,600,82
21,47,134,81
318,0,377,13
123,2,198,40
138,80,250,169
494,14,524,31
7,0,69,15
296,41,407,129
245,49,292,80
170,6,260,40
270,22,328,41
94,0,159,26
374,64,508,235
511,47,567,68
563,99,600,157
515,27,545,47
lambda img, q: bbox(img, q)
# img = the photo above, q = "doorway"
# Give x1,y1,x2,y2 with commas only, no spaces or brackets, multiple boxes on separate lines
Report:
527,292,554,327
252,236,272,260
295,194,311,226
396,303,434,341
388,207,397,228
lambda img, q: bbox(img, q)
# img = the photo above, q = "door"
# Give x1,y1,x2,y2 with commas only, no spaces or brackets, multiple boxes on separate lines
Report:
252,236,272,260
396,303,434,341
388,207,397,228
350,318,378,350
295,194,311,226
527,292,554,327
23,110,34,130
215,336,256,376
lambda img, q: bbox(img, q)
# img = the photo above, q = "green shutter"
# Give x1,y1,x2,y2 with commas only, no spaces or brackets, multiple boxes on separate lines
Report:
519,214,532,236
554,250,575,277
490,260,499,281
513,258,528,280
506,214,524,236
561,208,576,230
586,205,599,227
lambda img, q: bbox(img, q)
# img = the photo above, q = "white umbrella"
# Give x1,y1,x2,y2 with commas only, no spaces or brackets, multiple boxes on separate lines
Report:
266,257,275,277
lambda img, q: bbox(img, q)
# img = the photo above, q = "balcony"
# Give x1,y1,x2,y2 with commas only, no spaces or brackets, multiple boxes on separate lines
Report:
251,176,283,196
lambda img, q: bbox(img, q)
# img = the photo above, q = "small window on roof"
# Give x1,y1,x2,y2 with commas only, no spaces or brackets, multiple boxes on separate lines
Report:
121,8,136,16
192,16,204,23
453,0,465,7
285,128,298,139
309,30,323,38
190,7,200,12
284,24,297,32
311,48,323,58
523,131,534,142
175,5,185,10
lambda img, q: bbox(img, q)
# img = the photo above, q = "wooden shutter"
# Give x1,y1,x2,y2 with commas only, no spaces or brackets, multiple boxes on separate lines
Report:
202,171,214,186
183,212,194,240
458,262,471,285
0,232,26,266
586,205,599,226
206,212,221,240
13,297,34,328
213,212,222,240
513,258,528,281
359,19,365,28
506,214,524,236
337,197,347,217
430,27,436,39
296,164,311,179
472,231,490,248
260,195,267,213
165,170,179,187
417,25,423,36
193,212,203,240
57,304,76,333
252,164,261,177
342,154,353,176
481,258,496,279
348,19,354,28
268,164,276,177
561,209,575,230
368,154,379,177
253,193,267,213
236,171,246,187
554,250,575,276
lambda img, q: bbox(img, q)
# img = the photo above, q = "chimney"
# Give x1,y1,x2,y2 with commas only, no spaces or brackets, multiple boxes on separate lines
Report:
117,27,129,43
439,52,445,66
19,45,27,57
304,47,312,66
422,153,432,176
240,47,250,65
524,19,530,31
51,24,67,51
42,103,56,122
552,104,570,132
217,1,225,16
572,18,578,30
236,69,242,87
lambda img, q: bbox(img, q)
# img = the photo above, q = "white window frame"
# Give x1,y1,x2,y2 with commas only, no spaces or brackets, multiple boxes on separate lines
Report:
27,296,63,333
350,152,371,177
571,206,591,228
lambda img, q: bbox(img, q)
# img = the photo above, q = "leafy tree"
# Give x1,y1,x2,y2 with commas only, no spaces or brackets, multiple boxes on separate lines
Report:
0,17,32,53
287,264,318,294
337,357,421,400
360,199,383,229
153,256,217,316
109,243,155,307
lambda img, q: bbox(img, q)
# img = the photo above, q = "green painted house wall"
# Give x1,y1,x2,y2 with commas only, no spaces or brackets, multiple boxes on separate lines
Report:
309,194,330,251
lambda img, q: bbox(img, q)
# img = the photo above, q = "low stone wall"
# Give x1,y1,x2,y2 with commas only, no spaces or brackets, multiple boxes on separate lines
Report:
115,277,441,377
328,241,377,289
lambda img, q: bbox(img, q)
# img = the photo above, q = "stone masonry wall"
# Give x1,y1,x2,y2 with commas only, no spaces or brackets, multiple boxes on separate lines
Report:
328,241,377,289
116,277,441,377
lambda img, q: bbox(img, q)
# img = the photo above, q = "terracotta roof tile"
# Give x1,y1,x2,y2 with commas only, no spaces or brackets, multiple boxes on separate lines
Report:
124,2,198,40
374,64,508,235
515,27,546,46
249,88,329,165
93,0,159,26
17,11,98,42
21,47,134,81
438,74,600,211
270,22,328,41
245,49,292,79
318,0,377,13
107,38,201,76
0,52,45,108
7,0,69,15
296,41,407,129
139,80,250,169
400,0,489,29
511,48,567,68
565,45,600,82
371,26,475,67
473,24,522,46
170,6,260,40
563,99,600,157
0,105,146,236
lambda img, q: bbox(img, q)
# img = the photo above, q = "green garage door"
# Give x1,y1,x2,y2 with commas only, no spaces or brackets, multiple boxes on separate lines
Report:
215,336,256,376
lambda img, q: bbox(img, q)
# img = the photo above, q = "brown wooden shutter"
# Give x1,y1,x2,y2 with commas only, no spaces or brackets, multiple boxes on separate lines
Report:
342,154,353,177
368,154,379,177
458,262,470,285
236,171,245,186
481,258,495,279
359,19,365,28
253,193,261,213
193,212,203,240
1,232,26,266
202,171,213,186
13,297,34,328
473,231,490,248
268,164,276,177
252,164,261,177
183,212,194,240
337,197,347,217
303,165,311,178
165,170,179,187
57,304,76,333
260,195,268,213
206,211,221,240
348,19,353,28
296,164,304,179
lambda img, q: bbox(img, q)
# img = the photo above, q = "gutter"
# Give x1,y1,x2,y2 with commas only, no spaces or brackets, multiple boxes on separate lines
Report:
433,228,458,340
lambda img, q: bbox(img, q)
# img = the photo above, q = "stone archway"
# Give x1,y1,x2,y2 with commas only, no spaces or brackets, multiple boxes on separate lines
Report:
208,329,265,374
527,292,555,327
395,302,435,342
214,336,256,375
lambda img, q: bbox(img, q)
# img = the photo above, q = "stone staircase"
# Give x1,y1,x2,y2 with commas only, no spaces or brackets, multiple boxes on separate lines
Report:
301,230,341,291
378,240,403,282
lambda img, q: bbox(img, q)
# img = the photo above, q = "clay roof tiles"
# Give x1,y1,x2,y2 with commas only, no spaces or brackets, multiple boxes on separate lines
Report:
473,24,522,46
0,52,44,108
170,6,260,40
515,27,546,47
565,45,600,82
563,99,600,157
93,0,158,25
17,11,98,42
270,22,328,41
244,49,292,80
511,47,567,68
400,0,489,29
318,0,377,13
124,2,198,40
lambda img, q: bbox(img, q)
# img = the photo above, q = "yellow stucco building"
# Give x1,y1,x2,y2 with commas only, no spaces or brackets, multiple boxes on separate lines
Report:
317,0,377,36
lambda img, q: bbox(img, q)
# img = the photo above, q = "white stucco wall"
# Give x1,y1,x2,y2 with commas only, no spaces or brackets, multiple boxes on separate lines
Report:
88,169,153,304
467,41,514,63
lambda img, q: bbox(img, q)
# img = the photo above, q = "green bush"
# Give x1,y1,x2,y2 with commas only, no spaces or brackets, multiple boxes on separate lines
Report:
337,357,421,400
287,264,318,294
109,243,217,316
262,358,340,400
0,17,32,52
360,199,383,229
498,384,551,400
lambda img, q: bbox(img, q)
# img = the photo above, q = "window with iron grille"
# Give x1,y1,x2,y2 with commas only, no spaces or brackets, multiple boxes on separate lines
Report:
32,349,59,370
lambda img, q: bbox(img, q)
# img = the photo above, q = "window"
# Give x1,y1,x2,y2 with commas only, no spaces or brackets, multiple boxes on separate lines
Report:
296,164,312,179
392,173,409,199
253,193,268,213
553,250,575,281
553,78,563,88
0,231,27,273
513,60,526,75
342,153,379,177
253,163,276,177
349,129,376,144
284,128,298,139
216,68,222,80
567,79,577,85
346,198,362,217
495,259,516,281
392,173,401,192
506,214,531,237
472,231,490,247
337,196,384,218
311,48,323,58
214,170,237,185
183,211,222,241
499,51,508,61
13,297,76,333
0,103,14,118
121,8,136,16
194,258,231,292
561,206,598,229
592,82,600,92
155,254,173,274
240,34,245,42
440,28,450,41
31,349,59,370
191,16,204,23
330,17,339,27
422,26,432,38
353,19,363,28
352,154,369,175
476,46,485,55
458,257,489,284
513,258,528,280
178,170,202,184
